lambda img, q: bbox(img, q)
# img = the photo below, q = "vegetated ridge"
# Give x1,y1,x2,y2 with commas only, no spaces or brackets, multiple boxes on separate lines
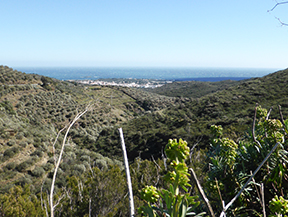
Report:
0,65,287,197
145,79,242,98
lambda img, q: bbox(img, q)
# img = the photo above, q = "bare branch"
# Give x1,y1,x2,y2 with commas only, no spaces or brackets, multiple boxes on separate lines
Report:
252,104,262,147
268,1,288,12
53,190,66,209
151,155,161,186
52,127,67,166
266,107,273,120
189,167,215,217
251,173,262,208
118,128,135,217
278,105,285,127
268,1,288,26
215,178,225,210
275,17,288,26
220,142,281,217
44,200,49,217
189,136,202,164
261,183,266,217
50,104,93,217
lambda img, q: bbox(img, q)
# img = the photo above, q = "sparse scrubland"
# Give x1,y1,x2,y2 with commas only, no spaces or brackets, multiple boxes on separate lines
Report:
0,65,288,216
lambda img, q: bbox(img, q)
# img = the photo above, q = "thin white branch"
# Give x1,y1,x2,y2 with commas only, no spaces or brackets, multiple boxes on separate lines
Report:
52,127,67,166
266,107,273,120
220,142,281,217
189,167,215,217
50,104,92,217
261,183,266,217
252,104,262,147
53,190,66,209
118,128,135,217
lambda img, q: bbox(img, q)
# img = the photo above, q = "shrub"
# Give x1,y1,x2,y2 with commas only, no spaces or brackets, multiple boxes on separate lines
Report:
95,159,108,170
16,158,36,172
16,132,24,140
3,146,19,158
30,149,43,157
5,162,16,170
80,155,90,162
19,141,28,148
73,164,86,174
31,167,45,177
16,176,32,187
42,163,53,171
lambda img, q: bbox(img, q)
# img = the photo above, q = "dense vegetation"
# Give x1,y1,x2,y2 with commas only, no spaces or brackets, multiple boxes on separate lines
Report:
145,79,241,98
0,65,288,216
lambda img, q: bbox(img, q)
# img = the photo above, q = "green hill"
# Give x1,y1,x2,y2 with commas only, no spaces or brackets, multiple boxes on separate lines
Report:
0,65,287,195
93,68,288,160
145,79,241,98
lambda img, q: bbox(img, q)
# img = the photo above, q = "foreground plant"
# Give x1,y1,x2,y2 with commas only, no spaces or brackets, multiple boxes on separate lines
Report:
269,195,288,217
139,139,205,217
207,105,288,216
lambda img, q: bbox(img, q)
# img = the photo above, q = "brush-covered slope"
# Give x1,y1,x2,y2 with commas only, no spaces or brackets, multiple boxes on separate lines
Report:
145,79,241,98
0,65,287,194
94,68,288,160
0,65,187,193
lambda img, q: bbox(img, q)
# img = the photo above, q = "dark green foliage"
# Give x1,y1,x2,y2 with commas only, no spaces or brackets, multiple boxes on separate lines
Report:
30,149,43,157
55,158,167,217
16,158,37,172
3,146,19,159
16,176,33,187
206,106,288,216
146,79,240,98
30,167,45,177
0,100,16,115
5,162,16,170
0,184,45,216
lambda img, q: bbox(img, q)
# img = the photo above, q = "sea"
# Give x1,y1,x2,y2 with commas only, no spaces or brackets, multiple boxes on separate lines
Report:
14,67,279,82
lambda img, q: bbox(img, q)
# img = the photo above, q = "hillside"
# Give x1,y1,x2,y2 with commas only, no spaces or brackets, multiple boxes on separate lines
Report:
145,79,241,98
0,65,187,193
0,65,287,196
93,68,288,160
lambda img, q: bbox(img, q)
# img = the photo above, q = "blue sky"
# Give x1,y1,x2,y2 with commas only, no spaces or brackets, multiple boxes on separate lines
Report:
1,0,287,69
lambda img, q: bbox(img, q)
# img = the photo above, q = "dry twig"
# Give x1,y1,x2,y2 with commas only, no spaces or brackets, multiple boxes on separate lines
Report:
268,1,288,26
189,167,215,217
49,104,93,217
219,142,281,217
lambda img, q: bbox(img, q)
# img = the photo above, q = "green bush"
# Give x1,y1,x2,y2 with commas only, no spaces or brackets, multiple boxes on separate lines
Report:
16,132,24,140
19,141,28,148
42,163,53,171
16,176,33,187
5,162,17,170
31,167,45,177
30,149,43,157
72,164,86,175
3,146,19,158
16,158,36,172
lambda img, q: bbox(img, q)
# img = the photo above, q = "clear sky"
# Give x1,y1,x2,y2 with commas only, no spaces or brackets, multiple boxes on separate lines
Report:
1,0,287,69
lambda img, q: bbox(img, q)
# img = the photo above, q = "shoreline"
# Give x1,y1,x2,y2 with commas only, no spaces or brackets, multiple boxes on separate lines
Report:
68,76,251,89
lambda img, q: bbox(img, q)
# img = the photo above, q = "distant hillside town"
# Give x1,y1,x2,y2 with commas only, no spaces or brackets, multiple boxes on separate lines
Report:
71,78,172,88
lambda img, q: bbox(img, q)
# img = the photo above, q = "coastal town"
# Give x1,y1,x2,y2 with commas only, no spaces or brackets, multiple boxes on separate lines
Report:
71,78,173,88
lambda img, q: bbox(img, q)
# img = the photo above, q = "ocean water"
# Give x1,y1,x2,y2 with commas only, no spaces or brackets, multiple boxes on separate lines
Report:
15,67,278,82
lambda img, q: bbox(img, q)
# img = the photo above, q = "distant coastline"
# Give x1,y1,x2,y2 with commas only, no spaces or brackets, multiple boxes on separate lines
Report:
14,67,278,81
